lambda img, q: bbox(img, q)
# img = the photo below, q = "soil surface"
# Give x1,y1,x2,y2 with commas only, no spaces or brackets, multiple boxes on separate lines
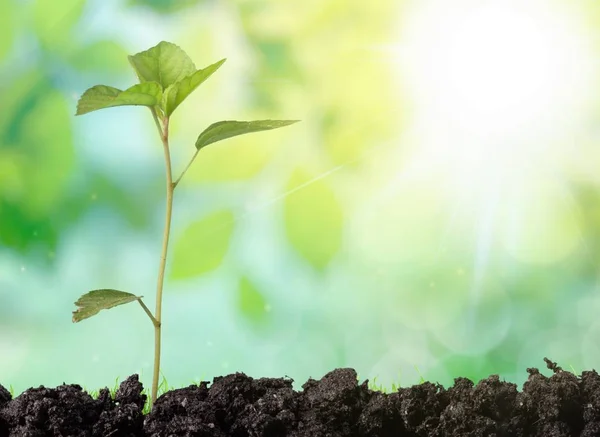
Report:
1,358,599,436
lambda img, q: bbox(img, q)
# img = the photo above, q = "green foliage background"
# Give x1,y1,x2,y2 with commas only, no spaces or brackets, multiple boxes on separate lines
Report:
2,0,600,395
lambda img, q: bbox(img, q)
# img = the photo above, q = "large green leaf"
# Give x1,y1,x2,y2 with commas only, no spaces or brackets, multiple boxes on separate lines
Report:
128,41,196,89
72,289,142,322
283,168,344,270
76,82,162,115
170,209,235,279
163,58,226,116
195,120,299,151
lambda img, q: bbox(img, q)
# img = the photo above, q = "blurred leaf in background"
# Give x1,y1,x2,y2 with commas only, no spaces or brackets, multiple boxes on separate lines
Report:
284,168,344,271
0,0,15,61
237,276,271,328
33,0,86,50
0,71,74,254
68,40,130,74
187,134,280,183
237,0,404,167
127,0,203,13
170,209,235,279
60,172,160,230
0,0,156,259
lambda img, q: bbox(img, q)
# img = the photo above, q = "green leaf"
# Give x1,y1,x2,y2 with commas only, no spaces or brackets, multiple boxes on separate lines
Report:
284,168,344,270
163,58,226,116
195,120,299,151
237,277,269,325
128,41,196,89
76,82,162,115
170,209,235,279
72,289,142,323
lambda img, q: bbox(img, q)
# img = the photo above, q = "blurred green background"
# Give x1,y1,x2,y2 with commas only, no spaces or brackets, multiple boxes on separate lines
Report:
3,0,600,395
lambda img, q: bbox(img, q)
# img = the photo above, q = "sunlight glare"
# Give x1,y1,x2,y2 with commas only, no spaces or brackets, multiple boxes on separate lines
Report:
395,0,596,182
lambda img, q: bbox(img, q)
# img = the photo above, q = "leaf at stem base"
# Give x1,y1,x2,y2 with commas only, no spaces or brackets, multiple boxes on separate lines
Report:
72,289,143,322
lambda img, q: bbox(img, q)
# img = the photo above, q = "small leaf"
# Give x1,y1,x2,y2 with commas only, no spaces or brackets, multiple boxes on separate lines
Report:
237,277,269,325
170,209,235,279
195,120,299,151
128,41,196,89
72,289,142,323
76,82,162,115
163,58,226,116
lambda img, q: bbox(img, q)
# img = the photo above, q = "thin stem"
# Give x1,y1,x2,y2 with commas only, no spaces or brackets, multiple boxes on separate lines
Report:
151,115,174,408
173,148,200,188
137,299,159,327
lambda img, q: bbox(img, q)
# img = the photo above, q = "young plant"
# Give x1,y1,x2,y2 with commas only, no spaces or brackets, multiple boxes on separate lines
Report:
71,41,298,408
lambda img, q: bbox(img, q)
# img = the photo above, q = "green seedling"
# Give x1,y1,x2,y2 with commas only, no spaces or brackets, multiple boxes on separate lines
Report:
71,41,298,408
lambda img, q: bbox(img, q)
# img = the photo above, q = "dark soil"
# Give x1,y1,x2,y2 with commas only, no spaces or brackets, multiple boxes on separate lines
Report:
1,358,599,436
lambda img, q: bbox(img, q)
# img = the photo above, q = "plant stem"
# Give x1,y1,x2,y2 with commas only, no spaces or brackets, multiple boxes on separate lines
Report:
137,299,159,327
151,115,174,407
173,148,200,188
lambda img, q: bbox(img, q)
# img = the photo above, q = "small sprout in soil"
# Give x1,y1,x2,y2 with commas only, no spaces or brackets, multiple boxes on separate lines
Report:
72,41,298,410
82,372,172,414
